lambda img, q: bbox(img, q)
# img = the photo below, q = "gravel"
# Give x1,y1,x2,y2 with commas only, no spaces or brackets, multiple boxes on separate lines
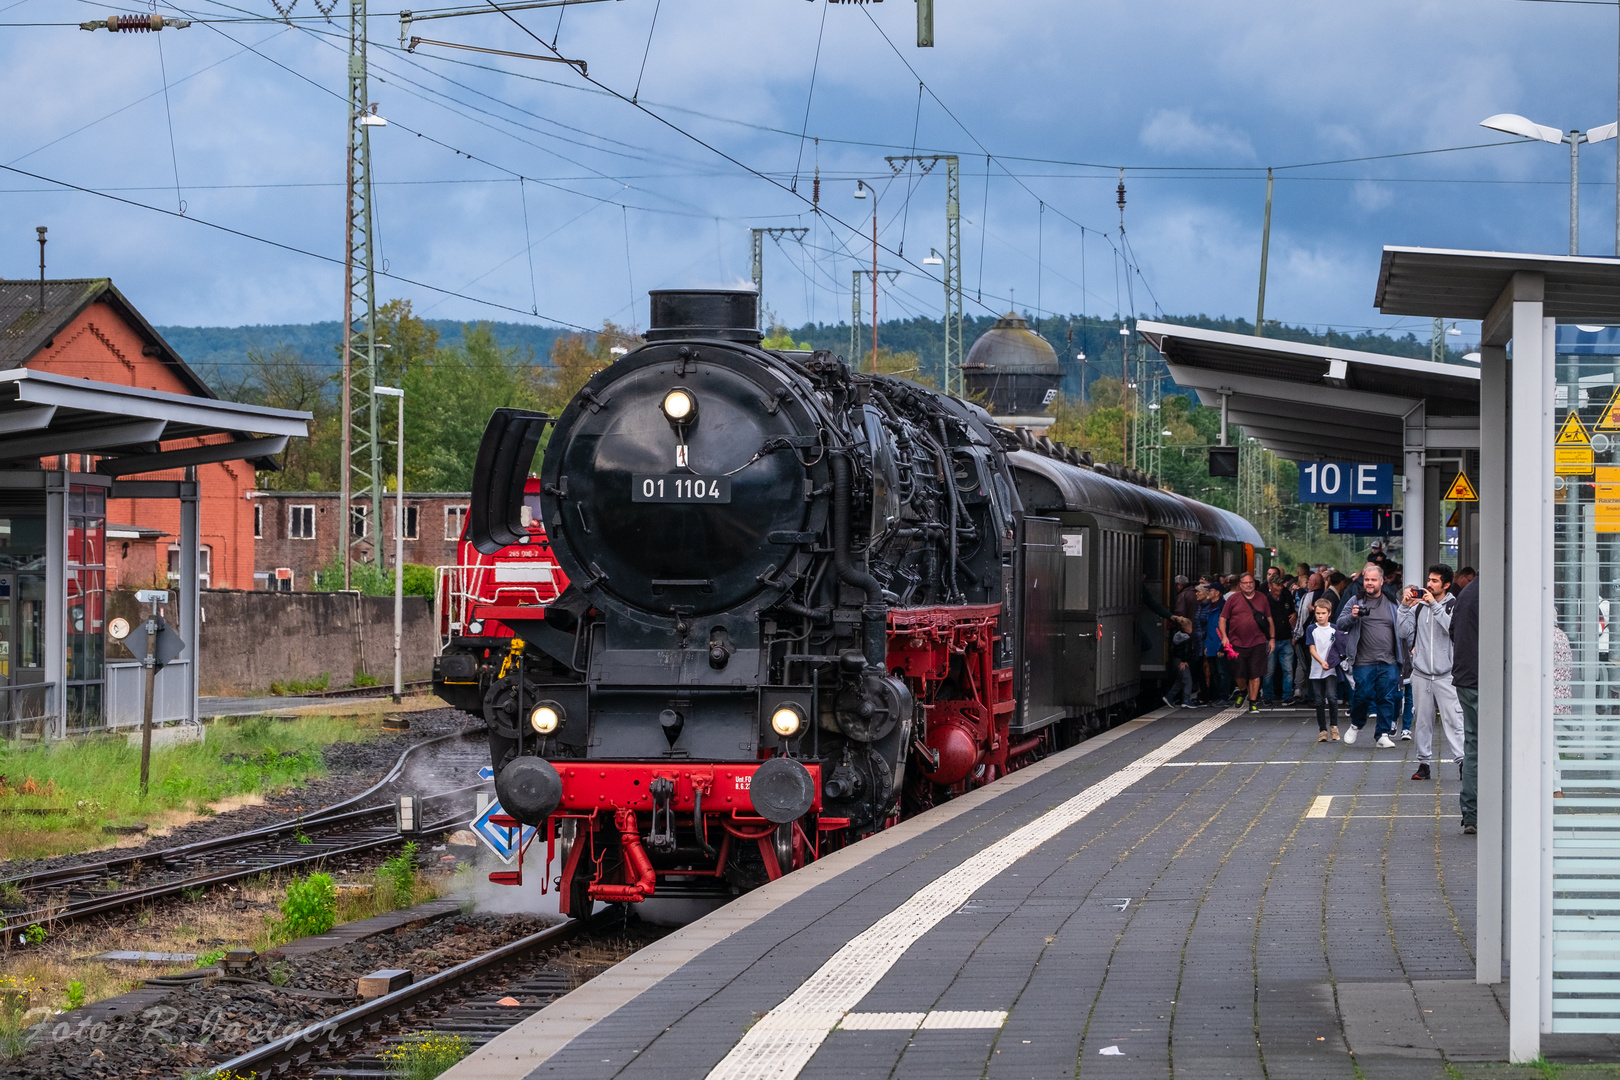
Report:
3,709,480,882
3,911,566,1080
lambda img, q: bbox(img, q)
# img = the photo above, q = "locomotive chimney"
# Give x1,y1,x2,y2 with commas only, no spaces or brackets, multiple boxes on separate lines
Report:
645,289,762,345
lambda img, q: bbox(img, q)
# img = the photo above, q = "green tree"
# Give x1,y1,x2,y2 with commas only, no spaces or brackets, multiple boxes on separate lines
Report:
872,346,937,389
403,324,541,491
761,323,811,351
226,345,340,492
536,321,640,416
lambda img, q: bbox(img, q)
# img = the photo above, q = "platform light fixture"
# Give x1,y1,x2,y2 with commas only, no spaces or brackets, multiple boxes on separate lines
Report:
1480,112,1617,254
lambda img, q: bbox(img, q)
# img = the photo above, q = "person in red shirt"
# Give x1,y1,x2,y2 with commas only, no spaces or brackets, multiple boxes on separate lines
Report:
1219,572,1275,712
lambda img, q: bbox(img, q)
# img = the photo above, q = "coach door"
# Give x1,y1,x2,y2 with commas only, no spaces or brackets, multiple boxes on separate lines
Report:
1139,531,1169,672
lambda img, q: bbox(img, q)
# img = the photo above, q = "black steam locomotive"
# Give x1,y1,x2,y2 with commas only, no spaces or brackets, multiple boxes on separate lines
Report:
433,289,1264,916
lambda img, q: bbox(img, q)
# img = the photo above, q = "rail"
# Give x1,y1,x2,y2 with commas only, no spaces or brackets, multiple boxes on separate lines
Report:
1,727,489,932
203,911,608,1078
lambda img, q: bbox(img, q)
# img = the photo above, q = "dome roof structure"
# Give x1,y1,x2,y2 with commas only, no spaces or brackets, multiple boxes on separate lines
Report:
964,312,1061,375
963,312,1062,415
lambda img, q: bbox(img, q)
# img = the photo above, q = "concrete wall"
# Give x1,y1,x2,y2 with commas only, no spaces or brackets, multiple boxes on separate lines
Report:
108,588,435,696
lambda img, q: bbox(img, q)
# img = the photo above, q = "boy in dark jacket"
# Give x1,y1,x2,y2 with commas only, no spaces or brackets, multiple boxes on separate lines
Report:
1164,616,1199,709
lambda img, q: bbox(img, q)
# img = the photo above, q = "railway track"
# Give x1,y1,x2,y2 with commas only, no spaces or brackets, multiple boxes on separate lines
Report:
1,727,492,935
206,912,625,1079
296,679,434,701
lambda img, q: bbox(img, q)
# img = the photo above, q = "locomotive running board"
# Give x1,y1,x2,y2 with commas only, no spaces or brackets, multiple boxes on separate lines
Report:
468,407,554,554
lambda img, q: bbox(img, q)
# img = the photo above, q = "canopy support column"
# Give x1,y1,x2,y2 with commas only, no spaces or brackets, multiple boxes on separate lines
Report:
1403,403,1426,574
1477,340,1507,988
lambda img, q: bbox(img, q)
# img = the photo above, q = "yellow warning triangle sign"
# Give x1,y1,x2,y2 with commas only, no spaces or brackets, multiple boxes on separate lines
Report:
1445,472,1479,502
1447,506,1460,528
1600,385,1620,430
1558,412,1593,446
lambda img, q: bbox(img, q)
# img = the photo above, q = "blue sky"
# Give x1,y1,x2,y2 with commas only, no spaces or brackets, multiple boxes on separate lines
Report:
2,0,1619,346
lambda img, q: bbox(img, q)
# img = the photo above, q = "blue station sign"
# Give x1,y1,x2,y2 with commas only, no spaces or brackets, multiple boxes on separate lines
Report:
1298,461,1393,505
1327,506,1404,536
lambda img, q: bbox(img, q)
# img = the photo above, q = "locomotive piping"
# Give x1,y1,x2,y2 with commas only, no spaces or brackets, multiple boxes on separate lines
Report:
936,418,962,603
829,450,888,669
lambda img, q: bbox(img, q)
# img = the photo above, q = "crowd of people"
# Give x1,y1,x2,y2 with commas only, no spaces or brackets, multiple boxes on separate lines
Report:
1162,549,1481,833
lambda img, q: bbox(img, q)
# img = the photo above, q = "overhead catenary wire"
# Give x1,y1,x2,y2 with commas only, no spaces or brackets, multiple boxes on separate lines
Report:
154,33,185,214
790,0,828,196
0,160,594,330
28,0,1534,341
630,0,658,102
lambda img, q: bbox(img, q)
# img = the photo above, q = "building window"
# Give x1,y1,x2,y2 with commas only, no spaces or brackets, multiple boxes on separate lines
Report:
289,504,315,540
253,503,263,539
445,505,468,540
351,504,370,539
168,545,212,589
274,567,293,592
396,505,419,540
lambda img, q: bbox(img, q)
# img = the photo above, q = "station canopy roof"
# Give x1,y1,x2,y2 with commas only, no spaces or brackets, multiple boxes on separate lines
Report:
1375,246,1620,325
0,368,309,473
1136,320,1479,470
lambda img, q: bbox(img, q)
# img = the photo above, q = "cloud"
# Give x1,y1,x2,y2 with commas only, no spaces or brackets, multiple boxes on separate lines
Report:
1352,181,1395,213
1138,109,1256,162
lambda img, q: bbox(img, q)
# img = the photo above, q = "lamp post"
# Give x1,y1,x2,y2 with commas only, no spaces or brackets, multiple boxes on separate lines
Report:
854,181,878,372
376,385,405,707
1480,113,1617,255
923,248,946,386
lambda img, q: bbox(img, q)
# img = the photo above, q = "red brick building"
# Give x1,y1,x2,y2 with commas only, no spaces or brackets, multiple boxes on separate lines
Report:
0,277,307,732
251,491,470,590
3,279,274,590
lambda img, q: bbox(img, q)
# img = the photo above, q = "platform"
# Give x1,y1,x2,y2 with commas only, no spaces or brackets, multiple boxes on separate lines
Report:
448,704,1620,1080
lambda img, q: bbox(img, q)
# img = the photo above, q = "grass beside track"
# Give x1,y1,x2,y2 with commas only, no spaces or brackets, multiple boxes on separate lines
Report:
0,861,462,1020
0,714,383,862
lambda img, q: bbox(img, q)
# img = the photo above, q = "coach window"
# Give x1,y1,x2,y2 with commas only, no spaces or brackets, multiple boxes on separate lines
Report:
445,505,468,540
1061,528,1091,610
289,504,315,540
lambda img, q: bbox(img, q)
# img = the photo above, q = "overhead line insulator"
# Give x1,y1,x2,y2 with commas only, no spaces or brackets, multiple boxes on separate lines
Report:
79,14,192,30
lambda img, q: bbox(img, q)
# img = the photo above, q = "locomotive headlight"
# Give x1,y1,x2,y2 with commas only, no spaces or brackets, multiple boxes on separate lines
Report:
770,704,804,738
662,388,695,422
468,620,484,635
530,702,563,734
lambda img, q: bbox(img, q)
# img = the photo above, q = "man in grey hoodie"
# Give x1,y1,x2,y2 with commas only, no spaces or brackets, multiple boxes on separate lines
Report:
1397,563,1464,781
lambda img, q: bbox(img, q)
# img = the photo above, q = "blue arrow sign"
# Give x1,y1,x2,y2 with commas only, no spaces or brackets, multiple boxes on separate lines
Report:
471,800,536,864
477,766,494,780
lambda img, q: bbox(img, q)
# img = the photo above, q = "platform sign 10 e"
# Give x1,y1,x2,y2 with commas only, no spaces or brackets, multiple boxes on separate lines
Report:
1298,462,1393,505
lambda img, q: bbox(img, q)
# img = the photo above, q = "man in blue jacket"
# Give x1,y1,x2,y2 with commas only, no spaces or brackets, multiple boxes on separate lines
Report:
1335,563,1413,747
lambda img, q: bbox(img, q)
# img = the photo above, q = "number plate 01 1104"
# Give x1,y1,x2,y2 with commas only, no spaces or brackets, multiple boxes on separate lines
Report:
631,475,732,503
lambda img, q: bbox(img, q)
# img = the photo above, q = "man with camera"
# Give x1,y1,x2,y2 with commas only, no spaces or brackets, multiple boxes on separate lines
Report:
1396,564,1464,781
1334,563,1413,747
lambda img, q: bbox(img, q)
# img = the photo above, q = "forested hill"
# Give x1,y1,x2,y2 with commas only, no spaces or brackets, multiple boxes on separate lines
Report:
786,312,1464,387
155,320,569,381
156,310,1465,396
